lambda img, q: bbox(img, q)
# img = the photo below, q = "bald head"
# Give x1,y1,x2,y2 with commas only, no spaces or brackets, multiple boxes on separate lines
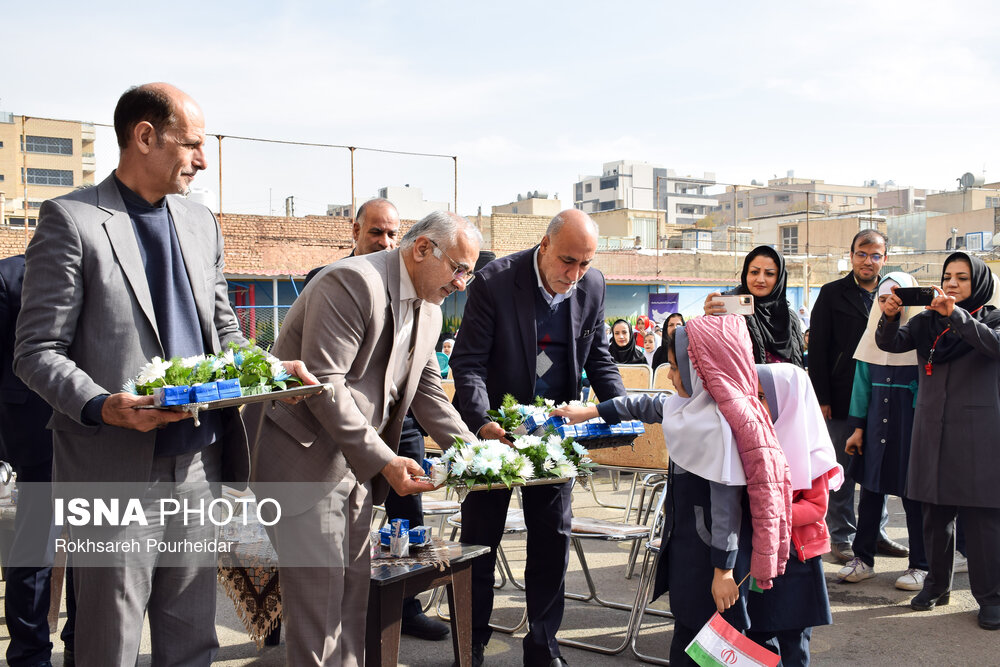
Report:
353,198,401,255
114,83,207,204
536,209,599,296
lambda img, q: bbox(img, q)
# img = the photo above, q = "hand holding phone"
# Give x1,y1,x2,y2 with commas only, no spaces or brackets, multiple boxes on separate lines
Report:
894,286,935,306
712,294,755,316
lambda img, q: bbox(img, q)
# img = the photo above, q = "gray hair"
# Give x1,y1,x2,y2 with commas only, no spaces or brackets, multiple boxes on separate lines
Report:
546,210,599,238
356,198,397,225
400,210,482,249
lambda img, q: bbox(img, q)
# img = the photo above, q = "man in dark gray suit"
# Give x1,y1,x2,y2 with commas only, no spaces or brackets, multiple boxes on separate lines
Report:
14,83,312,667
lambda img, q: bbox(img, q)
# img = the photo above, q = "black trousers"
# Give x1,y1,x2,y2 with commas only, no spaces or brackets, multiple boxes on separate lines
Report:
4,461,76,667
922,503,1000,607
747,627,813,667
460,479,573,665
383,415,426,619
854,489,927,570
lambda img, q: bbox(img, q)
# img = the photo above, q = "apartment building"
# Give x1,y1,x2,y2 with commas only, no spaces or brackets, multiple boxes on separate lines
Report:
0,113,96,226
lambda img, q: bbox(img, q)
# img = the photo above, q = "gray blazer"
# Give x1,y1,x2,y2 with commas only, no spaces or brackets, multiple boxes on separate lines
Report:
245,249,476,515
13,173,248,484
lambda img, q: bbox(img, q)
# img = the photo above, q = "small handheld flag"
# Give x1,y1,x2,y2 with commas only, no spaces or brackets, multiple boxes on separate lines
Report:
685,612,780,667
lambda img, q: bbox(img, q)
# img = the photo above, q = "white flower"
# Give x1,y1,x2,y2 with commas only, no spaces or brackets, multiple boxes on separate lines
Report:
136,356,171,385
544,399,555,408
516,456,535,479
221,349,236,366
542,458,555,472
572,441,588,457
181,354,206,368
450,456,468,477
554,461,578,478
546,443,567,463
429,460,450,486
513,435,541,450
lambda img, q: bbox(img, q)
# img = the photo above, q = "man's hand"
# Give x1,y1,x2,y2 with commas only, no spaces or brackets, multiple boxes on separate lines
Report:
820,404,832,420
711,568,740,613
279,359,321,404
845,428,864,456
381,456,436,496
477,421,512,445
101,392,191,432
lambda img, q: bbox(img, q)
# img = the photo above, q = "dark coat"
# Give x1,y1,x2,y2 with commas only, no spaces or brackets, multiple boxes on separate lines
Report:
877,308,1000,508
450,246,625,433
0,254,53,468
808,273,873,419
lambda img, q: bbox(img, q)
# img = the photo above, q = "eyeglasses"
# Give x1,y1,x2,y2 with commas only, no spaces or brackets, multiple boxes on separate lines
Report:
853,250,884,263
430,239,476,286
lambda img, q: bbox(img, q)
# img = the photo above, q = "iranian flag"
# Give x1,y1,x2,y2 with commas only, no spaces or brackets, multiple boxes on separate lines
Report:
685,612,780,667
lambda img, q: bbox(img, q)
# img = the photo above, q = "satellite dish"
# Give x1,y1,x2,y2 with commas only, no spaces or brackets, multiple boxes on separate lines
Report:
992,232,1000,247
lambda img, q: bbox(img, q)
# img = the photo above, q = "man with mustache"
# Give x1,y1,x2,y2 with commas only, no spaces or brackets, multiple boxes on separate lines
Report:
449,209,626,666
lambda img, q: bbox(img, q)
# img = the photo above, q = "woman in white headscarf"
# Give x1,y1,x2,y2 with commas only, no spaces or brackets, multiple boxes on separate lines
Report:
838,272,928,591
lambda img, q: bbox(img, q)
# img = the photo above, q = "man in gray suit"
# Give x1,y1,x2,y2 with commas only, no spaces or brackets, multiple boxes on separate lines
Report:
244,211,481,666
14,83,312,667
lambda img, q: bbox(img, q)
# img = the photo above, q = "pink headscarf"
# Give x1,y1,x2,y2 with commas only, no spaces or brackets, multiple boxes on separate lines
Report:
685,314,793,588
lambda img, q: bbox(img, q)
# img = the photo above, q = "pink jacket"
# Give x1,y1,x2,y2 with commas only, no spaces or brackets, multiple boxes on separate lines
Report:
685,314,793,588
791,470,834,562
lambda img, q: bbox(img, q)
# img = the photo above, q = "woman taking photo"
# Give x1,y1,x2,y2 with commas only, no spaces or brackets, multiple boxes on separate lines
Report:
651,313,685,370
876,252,1000,631
608,318,646,364
704,245,804,367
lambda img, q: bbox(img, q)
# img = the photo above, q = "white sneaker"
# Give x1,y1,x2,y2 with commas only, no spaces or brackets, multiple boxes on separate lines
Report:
895,568,927,591
955,553,969,574
838,557,876,583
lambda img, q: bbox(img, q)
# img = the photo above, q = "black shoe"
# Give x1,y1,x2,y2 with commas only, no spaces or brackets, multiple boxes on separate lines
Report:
401,611,450,641
549,659,569,667
877,537,909,558
830,542,854,564
453,643,485,667
979,605,1000,630
911,588,950,611
64,647,75,667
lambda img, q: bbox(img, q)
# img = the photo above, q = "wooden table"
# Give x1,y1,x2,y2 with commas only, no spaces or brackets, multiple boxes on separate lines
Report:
367,542,489,667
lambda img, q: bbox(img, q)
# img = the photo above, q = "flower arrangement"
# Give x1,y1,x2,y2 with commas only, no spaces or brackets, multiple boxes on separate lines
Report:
125,342,300,405
426,429,596,500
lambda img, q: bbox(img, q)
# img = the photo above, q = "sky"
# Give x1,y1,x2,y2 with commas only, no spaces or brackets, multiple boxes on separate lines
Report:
4,0,1000,216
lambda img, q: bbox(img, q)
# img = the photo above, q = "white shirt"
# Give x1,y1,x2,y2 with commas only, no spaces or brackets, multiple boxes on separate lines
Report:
533,247,574,309
380,264,421,431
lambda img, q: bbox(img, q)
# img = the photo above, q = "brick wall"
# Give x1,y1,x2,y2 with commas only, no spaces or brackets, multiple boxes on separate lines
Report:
483,213,550,256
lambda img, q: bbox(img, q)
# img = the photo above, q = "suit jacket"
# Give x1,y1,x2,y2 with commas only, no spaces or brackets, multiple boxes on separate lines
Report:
0,254,53,467
13,173,249,484
450,246,625,434
244,249,475,515
807,272,872,419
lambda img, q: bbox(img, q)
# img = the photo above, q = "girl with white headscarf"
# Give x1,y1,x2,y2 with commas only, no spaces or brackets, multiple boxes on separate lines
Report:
749,362,843,665
838,272,929,591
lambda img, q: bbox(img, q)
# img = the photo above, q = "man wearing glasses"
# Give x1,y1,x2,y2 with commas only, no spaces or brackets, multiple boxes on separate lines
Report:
450,209,625,667
244,211,481,665
809,229,909,564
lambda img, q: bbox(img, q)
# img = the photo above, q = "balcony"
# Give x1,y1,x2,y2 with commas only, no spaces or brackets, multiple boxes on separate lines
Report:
80,123,96,141
82,152,96,172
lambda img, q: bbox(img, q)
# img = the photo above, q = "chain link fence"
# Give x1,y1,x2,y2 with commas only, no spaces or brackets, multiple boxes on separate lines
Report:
233,305,291,350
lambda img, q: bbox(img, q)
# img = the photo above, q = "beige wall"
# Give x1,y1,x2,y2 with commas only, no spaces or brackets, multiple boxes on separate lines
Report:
492,197,562,217
924,208,997,251
0,115,95,222
925,188,1000,215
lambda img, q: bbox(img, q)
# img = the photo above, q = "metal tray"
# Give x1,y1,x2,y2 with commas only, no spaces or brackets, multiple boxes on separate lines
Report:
137,383,332,425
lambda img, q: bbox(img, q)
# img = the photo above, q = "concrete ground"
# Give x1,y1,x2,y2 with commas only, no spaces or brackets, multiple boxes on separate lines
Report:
2,473,996,666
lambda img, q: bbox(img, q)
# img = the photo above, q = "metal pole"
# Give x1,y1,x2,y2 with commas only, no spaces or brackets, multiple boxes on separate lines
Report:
804,192,810,306
349,147,356,220
272,277,280,340
217,135,223,215
21,115,29,249
453,156,458,213
655,176,660,278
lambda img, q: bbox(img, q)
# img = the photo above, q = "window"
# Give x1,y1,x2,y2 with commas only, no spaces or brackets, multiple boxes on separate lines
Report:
856,197,865,204
781,225,799,254
22,168,73,186
599,177,617,190
815,194,826,203
725,203,731,210
27,200,42,209
0,141,4,148
775,194,790,203
753,196,768,206
599,201,615,211
0,174,4,182
843,196,849,204
585,183,592,193
737,201,743,208
987,197,1000,208
22,135,73,155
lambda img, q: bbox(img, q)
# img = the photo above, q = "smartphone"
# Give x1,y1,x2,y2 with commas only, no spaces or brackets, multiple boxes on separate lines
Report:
895,287,935,306
714,294,755,316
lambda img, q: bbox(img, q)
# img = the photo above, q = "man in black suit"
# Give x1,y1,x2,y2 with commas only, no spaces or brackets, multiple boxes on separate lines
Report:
0,254,75,667
808,229,908,563
450,209,626,667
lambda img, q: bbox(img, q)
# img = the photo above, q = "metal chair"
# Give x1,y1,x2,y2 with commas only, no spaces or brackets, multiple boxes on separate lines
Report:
557,482,671,655
629,481,673,665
